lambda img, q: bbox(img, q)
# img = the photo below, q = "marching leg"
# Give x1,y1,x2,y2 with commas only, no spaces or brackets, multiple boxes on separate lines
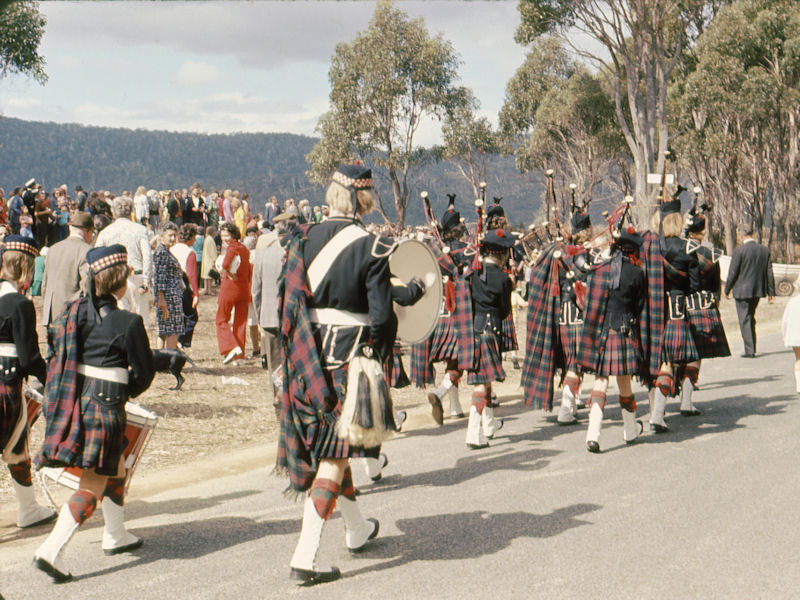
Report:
337,467,379,552
650,369,673,433
680,363,701,416
447,386,464,418
427,372,454,426
619,394,643,444
585,389,606,453
34,490,97,583
558,374,580,425
101,477,143,555
466,391,489,450
290,478,342,586
362,453,388,482
9,462,56,528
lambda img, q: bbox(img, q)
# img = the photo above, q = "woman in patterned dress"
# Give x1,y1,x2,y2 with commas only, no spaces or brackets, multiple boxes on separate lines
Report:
151,221,184,349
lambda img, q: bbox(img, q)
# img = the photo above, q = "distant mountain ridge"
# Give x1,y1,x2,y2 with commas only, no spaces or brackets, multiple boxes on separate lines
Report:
0,117,546,225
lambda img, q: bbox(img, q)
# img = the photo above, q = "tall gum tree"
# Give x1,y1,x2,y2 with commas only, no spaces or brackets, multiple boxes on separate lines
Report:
306,0,464,227
0,2,47,85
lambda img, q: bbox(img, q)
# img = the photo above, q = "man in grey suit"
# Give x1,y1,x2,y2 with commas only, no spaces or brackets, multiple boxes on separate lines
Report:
724,227,775,357
41,212,94,326
252,213,295,410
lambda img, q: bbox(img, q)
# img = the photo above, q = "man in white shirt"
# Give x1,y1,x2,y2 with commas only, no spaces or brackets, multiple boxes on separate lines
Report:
94,196,154,327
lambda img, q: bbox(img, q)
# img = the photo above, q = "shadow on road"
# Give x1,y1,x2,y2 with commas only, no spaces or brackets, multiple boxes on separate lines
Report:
344,503,601,577
73,515,300,581
694,374,782,392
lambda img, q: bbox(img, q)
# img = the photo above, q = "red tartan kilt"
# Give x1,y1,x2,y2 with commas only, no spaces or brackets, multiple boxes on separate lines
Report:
73,391,127,476
429,315,458,362
597,329,643,376
0,380,24,451
468,331,506,384
661,317,700,363
501,314,518,352
305,366,378,461
389,349,410,389
687,307,731,359
558,321,582,371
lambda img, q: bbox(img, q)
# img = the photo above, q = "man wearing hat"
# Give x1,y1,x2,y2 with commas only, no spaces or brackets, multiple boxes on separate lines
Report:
42,212,95,327
464,227,515,449
277,163,392,585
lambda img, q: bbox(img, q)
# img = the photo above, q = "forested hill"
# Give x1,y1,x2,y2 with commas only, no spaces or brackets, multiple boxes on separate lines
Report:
0,117,545,226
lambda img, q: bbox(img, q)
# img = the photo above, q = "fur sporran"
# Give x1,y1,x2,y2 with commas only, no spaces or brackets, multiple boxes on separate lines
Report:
337,344,397,448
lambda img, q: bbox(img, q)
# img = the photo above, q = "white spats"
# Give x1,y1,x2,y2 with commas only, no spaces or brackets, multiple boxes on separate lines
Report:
11,480,55,528
337,496,379,551
447,387,464,417
33,505,80,583
679,379,695,413
481,406,503,438
290,497,331,572
101,498,143,554
465,405,488,448
621,408,640,443
586,403,604,446
433,373,454,399
557,385,578,424
650,388,668,428
363,453,388,481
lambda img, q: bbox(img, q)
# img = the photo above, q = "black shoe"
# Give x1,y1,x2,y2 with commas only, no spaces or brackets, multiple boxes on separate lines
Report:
349,518,380,554
680,409,701,417
428,392,444,426
586,440,600,453
290,565,342,586
261,355,268,369
626,420,645,445
103,536,144,555
740,353,755,358
467,442,489,450
650,423,670,434
557,418,578,426
33,557,72,583
512,359,521,370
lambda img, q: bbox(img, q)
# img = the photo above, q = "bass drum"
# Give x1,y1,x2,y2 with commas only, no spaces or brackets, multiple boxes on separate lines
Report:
389,239,443,345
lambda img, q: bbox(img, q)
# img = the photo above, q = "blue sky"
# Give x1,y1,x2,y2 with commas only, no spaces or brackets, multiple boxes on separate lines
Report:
0,1,530,146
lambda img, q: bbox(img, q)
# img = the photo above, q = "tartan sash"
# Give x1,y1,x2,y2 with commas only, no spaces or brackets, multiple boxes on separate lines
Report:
640,232,666,381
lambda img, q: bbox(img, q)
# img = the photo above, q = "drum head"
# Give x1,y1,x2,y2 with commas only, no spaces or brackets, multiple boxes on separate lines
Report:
389,239,443,344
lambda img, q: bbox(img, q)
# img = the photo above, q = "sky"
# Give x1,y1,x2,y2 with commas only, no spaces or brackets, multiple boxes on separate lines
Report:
0,1,531,147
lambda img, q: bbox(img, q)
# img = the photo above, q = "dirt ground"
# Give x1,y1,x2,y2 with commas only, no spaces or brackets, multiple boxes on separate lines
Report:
0,286,792,504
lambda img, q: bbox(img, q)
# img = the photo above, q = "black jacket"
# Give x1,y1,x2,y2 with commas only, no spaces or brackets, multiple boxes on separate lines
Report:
724,240,775,299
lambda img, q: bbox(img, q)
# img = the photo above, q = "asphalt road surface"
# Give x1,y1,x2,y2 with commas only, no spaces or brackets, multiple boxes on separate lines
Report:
1,333,798,599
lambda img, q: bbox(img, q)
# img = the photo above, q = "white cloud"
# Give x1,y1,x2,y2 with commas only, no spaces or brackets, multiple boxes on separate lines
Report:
174,61,225,86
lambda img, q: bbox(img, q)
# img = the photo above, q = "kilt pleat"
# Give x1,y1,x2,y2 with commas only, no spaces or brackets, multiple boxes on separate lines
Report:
596,329,643,376
79,393,126,475
687,306,731,359
501,314,518,352
661,317,700,364
468,332,506,385
0,380,25,453
390,349,411,389
559,322,582,372
429,315,459,362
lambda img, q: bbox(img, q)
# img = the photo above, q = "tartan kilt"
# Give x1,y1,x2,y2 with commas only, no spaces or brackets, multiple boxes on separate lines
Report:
39,381,127,476
501,313,518,352
294,366,377,462
429,314,459,362
661,317,700,364
596,329,643,376
468,330,506,385
687,306,731,359
389,348,411,389
0,380,25,456
558,322,582,372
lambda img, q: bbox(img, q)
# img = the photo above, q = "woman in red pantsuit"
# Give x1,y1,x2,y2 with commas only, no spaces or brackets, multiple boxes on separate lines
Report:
215,222,252,364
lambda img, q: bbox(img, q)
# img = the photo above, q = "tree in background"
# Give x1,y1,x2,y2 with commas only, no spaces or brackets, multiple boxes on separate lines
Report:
671,0,800,260
0,1,47,85
515,0,723,224
500,36,625,221
436,88,501,201
306,0,465,227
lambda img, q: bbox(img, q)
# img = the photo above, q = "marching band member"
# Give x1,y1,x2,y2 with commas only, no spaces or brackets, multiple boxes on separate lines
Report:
577,228,647,452
414,196,472,424
649,199,700,432
276,164,390,585
681,209,730,415
35,244,155,583
0,236,55,529
465,228,514,449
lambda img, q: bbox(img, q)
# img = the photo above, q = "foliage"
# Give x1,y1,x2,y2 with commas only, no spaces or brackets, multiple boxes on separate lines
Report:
306,0,465,227
0,1,47,84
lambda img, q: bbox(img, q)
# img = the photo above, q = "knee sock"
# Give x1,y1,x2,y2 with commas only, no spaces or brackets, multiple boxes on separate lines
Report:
102,477,126,506
684,365,700,389
588,389,607,409
8,460,32,486
471,391,488,415
619,394,637,412
68,490,97,525
309,478,340,520
656,371,674,396
340,468,356,502
564,374,581,398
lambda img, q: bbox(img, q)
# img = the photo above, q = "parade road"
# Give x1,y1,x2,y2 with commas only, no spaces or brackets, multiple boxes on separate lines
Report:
1,333,797,599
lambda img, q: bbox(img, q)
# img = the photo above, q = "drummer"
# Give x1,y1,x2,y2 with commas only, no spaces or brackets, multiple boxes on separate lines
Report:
0,235,55,530
35,244,155,583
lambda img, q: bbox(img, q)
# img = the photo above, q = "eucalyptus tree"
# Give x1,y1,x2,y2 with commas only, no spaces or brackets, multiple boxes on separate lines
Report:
0,1,47,84
515,0,730,221
306,0,465,227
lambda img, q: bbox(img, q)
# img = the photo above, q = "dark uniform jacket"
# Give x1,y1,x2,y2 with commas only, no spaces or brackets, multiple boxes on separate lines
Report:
0,287,47,383
303,218,395,362
470,262,512,334
605,258,646,332
662,236,700,294
724,239,775,299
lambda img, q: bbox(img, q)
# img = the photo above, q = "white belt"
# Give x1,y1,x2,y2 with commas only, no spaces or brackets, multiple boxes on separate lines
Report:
77,364,129,385
0,343,17,358
308,308,371,327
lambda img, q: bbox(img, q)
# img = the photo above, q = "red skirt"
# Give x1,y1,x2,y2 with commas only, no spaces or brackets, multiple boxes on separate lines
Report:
468,332,506,385
429,314,459,362
596,329,643,376
662,317,700,364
